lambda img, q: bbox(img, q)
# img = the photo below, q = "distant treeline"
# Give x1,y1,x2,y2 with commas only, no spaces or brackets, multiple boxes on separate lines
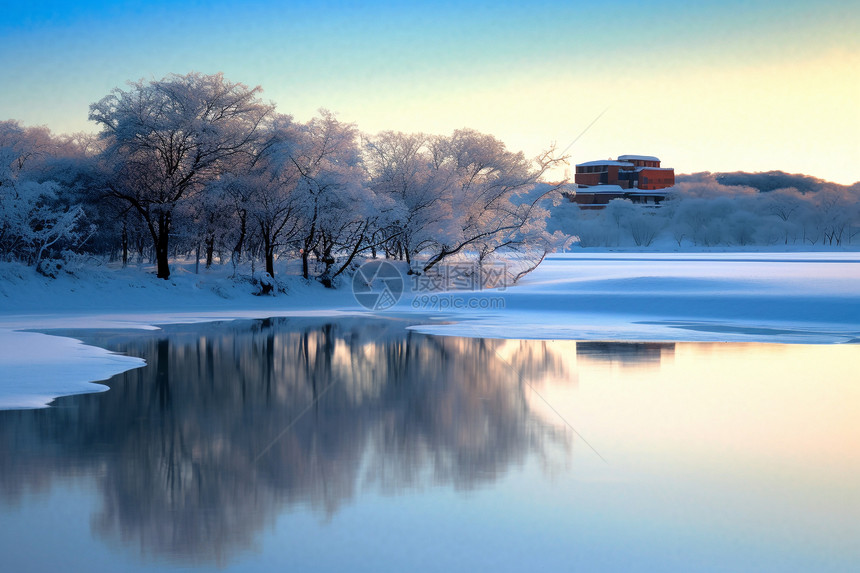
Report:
551,172,860,248
681,171,859,195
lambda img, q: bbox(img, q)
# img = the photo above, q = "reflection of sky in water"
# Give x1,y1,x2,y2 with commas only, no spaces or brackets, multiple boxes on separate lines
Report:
527,341,860,572
0,319,858,571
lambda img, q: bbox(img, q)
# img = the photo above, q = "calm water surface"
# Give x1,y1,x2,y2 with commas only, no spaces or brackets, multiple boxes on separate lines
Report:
1,318,858,572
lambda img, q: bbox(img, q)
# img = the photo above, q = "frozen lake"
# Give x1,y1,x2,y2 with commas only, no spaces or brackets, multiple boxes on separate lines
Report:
1,318,858,571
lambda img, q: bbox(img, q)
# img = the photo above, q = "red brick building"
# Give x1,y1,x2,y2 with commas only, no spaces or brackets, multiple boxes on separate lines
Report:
575,155,674,190
572,155,675,208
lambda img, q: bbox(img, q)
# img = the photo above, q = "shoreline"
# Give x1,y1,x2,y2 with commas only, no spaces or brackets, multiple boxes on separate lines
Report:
2,251,860,408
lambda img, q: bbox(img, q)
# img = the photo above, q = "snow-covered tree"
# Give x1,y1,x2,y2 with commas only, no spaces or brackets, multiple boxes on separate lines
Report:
89,72,275,279
417,129,566,275
813,188,855,246
760,188,804,245
280,110,377,282
0,122,89,269
0,120,56,178
217,114,305,280
363,131,444,264
607,199,664,247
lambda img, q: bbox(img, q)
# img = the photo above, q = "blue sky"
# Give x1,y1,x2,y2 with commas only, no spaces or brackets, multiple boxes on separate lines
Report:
1,0,858,182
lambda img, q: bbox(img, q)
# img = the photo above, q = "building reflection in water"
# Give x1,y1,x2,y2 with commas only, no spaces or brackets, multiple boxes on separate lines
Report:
575,342,675,367
0,318,572,564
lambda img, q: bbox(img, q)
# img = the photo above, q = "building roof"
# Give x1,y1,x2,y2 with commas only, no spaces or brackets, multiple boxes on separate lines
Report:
626,190,672,196
575,160,634,168
576,184,626,194
618,154,660,162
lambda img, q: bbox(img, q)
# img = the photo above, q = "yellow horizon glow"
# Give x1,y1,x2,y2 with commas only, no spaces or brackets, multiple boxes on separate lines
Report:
2,4,857,185
317,50,858,184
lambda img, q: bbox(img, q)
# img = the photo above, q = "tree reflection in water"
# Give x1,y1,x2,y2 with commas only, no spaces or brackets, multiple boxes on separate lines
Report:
0,318,571,564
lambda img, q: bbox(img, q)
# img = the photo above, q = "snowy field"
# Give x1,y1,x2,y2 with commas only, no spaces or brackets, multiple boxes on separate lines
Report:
1,251,859,408
416,251,860,343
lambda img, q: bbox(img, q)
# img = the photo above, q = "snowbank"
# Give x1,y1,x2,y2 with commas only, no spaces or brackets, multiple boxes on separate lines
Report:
1,252,859,408
0,330,145,408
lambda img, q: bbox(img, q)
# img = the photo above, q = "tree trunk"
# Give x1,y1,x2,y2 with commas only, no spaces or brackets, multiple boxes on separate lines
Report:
421,249,449,274
155,213,171,280
331,223,368,281
302,211,317,280
121,220,129,268
261,244,275,295
232,210,246,265
205,235,215,268
264,238,275,278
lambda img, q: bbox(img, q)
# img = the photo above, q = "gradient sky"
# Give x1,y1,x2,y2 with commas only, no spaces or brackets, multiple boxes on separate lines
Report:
1,0,858,183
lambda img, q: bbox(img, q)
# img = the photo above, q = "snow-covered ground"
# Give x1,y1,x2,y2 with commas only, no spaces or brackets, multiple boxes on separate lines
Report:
416,251,860,343
1,251,859,408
